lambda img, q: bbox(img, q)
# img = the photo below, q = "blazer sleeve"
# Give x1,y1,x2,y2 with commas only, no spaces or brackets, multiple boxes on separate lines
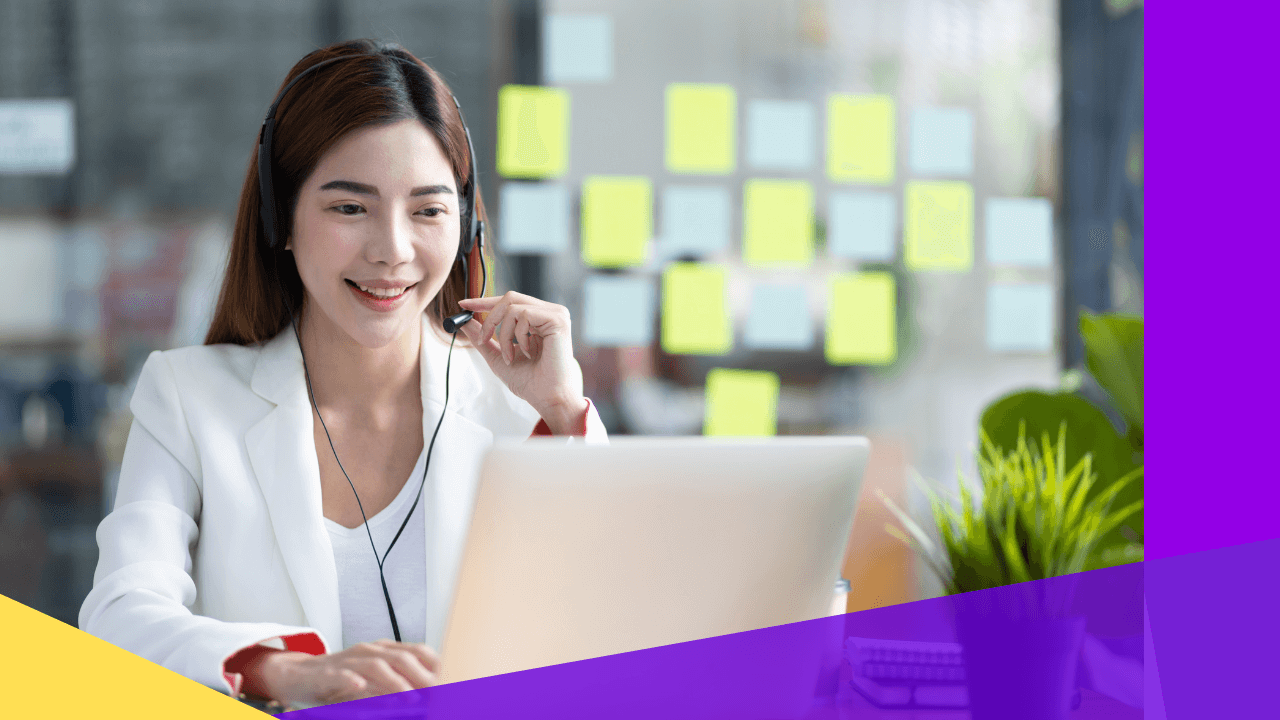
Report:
78,351,326,695
529,398,609,444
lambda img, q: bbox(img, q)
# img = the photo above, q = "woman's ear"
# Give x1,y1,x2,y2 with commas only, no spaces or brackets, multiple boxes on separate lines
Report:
284,236,292,251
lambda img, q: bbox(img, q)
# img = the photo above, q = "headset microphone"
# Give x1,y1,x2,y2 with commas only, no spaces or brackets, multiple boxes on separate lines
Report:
257,48,486,644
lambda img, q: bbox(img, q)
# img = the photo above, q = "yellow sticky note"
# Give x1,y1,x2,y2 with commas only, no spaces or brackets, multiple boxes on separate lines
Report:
661,262,732,355
496,84,568,178
666,83,736,174
827,94,895,184
904,181,973,271
826,272,896,365
704,368,780,436
581,176,652,268
743,179,814,266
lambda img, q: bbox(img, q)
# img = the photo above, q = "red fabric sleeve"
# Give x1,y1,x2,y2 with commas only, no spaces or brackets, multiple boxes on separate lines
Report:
222,632,326,699
530,398,593,437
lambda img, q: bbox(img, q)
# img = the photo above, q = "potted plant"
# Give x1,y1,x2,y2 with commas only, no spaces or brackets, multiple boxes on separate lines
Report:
980,311,1144,566
881,422,1143,719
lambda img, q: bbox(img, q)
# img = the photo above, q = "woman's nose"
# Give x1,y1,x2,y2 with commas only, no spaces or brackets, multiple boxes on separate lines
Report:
366,210,416,266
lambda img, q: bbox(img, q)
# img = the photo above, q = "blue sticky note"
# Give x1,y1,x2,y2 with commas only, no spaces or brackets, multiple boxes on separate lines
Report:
500,183,570,254
909,107,974,176
582,275,655,347
746,100,815,171
657,185,731,260
829,191,896,262
543,14,613,83
987,284,1054,352
986,197,1053,267
744,284,813,350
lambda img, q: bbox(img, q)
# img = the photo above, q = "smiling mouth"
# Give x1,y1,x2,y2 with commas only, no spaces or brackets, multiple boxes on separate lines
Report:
345,279,416,298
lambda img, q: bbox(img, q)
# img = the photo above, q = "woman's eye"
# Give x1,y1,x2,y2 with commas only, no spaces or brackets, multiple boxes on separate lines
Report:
417,207,445,217
333,204,364,216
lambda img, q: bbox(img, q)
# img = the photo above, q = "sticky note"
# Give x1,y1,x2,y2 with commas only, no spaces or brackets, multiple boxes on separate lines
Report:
703,368,780,437
661,262,732,355
829,191,897,262
0,221,60,333
744,284,813,350
666,84,736,174
826,272,896,365
499,183,569,254
903,181,973,271
0,99,75,173
543,14,612,84
743,179,814,266
987,284,1054,352
658,185,731,260
747,99,815,171
985,197,1053,267
909,107,974,176
580,176,652,268
496,85,568,179
827,94,895,184
582,275,655,347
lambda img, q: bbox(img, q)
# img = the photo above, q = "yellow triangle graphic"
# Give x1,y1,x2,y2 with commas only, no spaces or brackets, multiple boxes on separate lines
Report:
0,593,263,718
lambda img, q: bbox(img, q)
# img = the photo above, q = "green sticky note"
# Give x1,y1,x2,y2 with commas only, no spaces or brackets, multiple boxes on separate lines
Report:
904,181,973,271
703,368,780,437
826,272,896,365
496,85,568,178
661,262,732,355
827,94,895,184
580,176,652,268
743,179,814,266
666,83,736,174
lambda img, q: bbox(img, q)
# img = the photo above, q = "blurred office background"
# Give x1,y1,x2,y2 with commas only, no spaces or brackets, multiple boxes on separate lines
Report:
0,0,1142,626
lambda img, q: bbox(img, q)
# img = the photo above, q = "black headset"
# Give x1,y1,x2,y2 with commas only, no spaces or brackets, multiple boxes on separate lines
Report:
256,48,486,644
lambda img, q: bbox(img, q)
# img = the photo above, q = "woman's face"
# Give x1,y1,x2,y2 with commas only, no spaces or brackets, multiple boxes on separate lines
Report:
288,118,460,350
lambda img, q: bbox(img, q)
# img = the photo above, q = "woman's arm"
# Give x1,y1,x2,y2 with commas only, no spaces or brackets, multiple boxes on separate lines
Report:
79,352,327,695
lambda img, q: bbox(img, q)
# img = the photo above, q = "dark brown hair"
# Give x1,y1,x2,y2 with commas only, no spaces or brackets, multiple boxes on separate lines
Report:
204,39,487,346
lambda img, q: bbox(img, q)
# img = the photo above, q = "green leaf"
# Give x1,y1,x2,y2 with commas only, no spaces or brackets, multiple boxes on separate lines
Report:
1079,310,1144,445
981,390,1142,547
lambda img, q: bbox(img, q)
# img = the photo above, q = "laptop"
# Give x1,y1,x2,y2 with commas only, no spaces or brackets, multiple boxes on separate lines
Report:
437,435,871,698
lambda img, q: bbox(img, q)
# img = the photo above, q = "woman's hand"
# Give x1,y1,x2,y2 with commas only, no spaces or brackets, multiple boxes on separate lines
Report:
250,640,439,707
457,293,587,433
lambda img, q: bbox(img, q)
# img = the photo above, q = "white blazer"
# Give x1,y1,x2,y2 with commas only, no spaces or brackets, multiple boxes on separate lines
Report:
79,313,607,693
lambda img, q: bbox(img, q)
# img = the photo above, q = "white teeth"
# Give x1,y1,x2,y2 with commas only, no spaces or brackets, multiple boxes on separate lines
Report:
355,283,408,298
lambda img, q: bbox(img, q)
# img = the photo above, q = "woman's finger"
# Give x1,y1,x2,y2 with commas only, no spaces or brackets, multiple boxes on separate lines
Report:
355,657,414,695
317,667,368,704
396,643,441,674
377,647,435,689
512,311,535,360
478,299,511,345
495,307,523,364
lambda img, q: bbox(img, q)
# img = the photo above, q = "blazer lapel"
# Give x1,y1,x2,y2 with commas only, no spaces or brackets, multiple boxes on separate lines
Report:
242,318,499,653
245,328,343,649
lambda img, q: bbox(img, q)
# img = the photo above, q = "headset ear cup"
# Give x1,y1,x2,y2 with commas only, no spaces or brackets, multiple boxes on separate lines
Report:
257,118,277,251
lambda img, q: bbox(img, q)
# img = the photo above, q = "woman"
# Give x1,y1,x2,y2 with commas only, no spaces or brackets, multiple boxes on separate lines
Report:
79,40,606,707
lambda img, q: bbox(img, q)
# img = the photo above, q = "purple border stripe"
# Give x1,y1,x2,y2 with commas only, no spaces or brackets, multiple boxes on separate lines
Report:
1146,538,1280,718
283,564,1145,720
1148,3,1280,560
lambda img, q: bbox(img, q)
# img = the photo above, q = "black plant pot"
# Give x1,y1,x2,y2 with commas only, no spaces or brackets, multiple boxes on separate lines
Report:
955,614,1086,720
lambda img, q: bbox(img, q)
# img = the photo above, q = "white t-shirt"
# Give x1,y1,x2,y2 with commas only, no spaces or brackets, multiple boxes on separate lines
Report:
324,448,429,649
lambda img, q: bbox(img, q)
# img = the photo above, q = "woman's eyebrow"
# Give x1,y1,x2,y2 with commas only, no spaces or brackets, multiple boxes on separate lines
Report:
318,180,455,197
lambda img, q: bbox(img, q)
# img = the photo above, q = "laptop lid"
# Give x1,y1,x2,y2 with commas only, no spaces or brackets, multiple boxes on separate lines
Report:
437,436,870,686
